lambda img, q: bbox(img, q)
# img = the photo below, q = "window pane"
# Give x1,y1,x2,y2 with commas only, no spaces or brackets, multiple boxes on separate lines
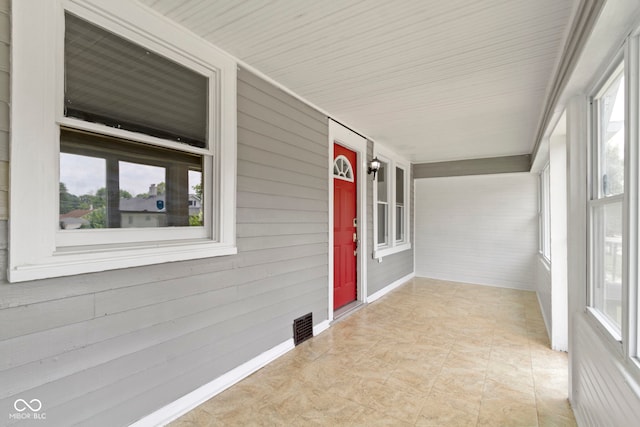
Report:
188,170,203,226
377,162,388,202
59,153,106,229
377,203,388,246
119,162,167,228
591,201,623,331
59,130,203,230
396,167,404,204
64,13,208,148
395,205,404,242
541,165,551,259
598,72,624,197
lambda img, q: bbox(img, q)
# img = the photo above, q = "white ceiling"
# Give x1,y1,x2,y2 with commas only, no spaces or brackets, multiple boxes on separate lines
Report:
139,0,578,163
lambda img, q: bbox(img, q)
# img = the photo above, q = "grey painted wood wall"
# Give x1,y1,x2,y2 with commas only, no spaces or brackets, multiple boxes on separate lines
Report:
0,0,8,281
0,3,419,423
0,60,329,425
366,140,415,296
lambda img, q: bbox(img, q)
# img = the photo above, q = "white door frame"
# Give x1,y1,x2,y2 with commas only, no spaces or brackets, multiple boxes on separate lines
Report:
328,119,368,321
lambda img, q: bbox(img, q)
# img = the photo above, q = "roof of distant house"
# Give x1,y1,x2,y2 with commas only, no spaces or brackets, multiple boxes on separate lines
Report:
60,209,92,219
120,195,165,212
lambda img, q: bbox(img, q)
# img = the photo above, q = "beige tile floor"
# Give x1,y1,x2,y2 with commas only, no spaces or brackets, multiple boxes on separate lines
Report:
171,278,576,426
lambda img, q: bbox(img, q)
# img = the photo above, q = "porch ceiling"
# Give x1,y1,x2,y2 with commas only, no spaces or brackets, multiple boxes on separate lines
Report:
139,0,578,163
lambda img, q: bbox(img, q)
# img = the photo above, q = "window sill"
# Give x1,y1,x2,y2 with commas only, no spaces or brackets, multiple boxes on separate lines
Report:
585,307,623,351
8,241,238,283
374,242,411,259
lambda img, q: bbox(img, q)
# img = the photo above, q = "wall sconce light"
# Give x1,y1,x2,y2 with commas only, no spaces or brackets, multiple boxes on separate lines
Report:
368,157,381,179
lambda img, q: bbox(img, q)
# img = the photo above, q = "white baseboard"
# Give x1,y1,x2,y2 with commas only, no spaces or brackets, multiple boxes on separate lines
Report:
536,291,552,345
132,279,409,426
313,319,330,336
367,272,415,303
571,401,587,427
130,339,295,426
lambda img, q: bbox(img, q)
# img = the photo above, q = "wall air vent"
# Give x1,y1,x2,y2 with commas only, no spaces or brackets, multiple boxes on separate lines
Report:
293,312,313,346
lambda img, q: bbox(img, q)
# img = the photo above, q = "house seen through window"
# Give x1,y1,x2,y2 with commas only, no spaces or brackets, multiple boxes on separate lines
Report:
59,148,203,230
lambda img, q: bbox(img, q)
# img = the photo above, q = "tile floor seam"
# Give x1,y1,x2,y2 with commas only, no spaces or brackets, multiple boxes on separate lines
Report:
476,337,493,427
524,309,542,427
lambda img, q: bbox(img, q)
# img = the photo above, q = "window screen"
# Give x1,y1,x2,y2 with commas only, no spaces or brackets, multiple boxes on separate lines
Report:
64,13,208,148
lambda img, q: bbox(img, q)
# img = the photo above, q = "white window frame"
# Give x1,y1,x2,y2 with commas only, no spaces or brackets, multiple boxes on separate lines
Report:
395,164,407,244
333,155,355,182
373,144,411,258
627,31,640,370
375,156,391,247
9,0,237,282
587,56,626,342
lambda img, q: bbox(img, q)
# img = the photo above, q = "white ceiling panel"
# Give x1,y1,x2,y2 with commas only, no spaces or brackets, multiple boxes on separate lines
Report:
139,0,577,162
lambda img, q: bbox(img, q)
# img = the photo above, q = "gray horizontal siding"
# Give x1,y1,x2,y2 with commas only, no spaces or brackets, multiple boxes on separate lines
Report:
0,0,8,288
0,59,329,426
366,140,415,296
413,154,531,178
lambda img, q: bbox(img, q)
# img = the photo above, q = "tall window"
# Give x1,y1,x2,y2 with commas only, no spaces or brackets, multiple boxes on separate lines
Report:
589,62,625,336
376,161,389,246
395,167,405,242
373,147,411,258
539,164,551,261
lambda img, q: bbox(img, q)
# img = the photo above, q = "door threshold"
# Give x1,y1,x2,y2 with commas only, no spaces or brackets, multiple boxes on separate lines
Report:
333,300,364,321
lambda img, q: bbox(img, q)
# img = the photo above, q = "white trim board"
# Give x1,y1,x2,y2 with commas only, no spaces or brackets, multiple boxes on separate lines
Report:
130,339,295,426
328,119,368,322
313,320,331,336
537,290,552,346
367,273,415,303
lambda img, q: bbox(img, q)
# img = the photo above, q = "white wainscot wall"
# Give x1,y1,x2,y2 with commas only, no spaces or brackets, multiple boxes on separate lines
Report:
414,173,538,290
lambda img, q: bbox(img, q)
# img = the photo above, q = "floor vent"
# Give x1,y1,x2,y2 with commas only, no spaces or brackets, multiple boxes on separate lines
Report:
293,313,313,346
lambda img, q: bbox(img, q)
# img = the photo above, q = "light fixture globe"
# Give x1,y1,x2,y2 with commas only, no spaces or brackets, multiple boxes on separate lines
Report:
368,157,381,179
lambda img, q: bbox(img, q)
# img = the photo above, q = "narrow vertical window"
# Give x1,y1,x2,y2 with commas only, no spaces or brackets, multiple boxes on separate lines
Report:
377,161,389,246
539,164,551,260
372,149,411,258
589,62,625,335
395,167,405,242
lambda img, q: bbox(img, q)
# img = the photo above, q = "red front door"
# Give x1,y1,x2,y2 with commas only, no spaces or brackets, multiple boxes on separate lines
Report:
333,144,357,310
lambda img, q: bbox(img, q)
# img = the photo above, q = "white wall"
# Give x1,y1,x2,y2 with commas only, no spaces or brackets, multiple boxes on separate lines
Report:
532,123,569,352
549,133,568,351
534,257,552,334
415,173,538,290
531,138,552,344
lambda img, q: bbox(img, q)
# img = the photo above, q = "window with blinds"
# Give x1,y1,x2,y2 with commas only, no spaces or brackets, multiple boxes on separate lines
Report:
59,13,208,231
64,13,208,147
9,0,237,282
